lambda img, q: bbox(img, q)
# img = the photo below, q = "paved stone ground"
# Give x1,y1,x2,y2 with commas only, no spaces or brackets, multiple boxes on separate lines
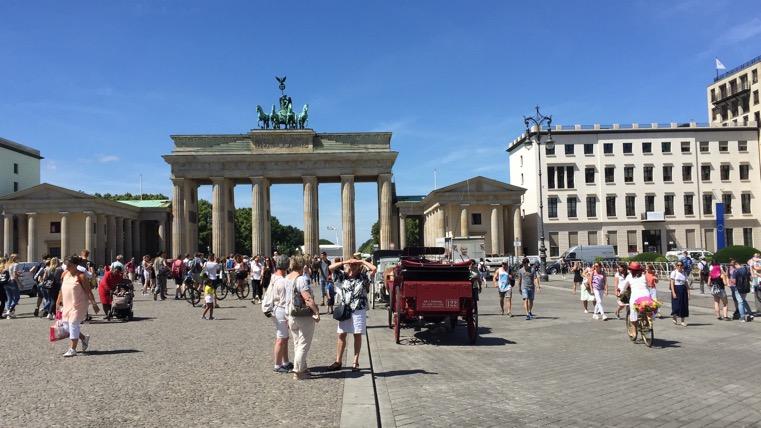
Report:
0,285,344,427
368,278,761,428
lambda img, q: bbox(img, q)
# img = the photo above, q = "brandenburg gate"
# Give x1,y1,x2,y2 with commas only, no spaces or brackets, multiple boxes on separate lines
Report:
163,130,398,259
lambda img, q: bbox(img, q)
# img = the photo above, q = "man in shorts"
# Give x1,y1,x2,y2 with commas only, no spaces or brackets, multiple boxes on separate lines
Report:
493,261,513,316
748,253,761,315
517,258,540,320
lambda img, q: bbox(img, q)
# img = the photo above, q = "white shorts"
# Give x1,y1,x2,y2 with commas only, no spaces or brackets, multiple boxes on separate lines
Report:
68,321,81,340
204,295,214,304
337,308,367,334
273,307,289,339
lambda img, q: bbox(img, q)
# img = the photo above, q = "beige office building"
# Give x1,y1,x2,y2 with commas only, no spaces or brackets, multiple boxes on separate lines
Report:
707,55,761,127
0,137,41,197
508,122,761,258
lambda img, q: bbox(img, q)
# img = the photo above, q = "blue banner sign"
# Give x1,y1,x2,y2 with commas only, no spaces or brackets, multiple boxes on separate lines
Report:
716,202,725,250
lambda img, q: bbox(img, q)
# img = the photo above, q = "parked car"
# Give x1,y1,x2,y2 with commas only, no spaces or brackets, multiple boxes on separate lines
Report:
14,262,41,297
665,249,713,262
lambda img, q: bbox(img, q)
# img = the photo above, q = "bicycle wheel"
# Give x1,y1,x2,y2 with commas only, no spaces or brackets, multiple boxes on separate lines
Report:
190,287,201,307
642,316,654,347
236,282,250,299
626,307,637,341
215,282,229,300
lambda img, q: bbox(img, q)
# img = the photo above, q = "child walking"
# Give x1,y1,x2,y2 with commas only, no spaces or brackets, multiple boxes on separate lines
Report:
201,280,215,320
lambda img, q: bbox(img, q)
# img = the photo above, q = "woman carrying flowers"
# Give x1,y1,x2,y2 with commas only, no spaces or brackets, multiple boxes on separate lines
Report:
618,262,652,323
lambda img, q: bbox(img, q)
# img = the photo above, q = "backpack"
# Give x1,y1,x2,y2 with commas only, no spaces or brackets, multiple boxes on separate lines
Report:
478,262,487,273
735,266,751,293
192,259,203,274
171,259,183,278
700,261,709,276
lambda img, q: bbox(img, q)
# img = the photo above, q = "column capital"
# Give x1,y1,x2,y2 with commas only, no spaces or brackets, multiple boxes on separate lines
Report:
250,176,267,185
25,212,37,216
210,177,227,184
59,211,70,216
377,173,392,180
302,175,318,184
340,174,355,183
171,177,185,185
83,210,95,216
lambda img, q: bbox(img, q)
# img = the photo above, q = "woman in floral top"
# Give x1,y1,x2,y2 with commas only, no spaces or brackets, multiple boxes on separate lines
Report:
326,257,376,372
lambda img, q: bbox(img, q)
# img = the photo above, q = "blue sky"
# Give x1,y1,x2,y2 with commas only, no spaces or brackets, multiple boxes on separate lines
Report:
2,1,760,246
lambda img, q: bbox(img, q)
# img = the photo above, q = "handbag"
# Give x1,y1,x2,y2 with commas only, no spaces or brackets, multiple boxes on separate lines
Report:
332,302,352,321
49,318,69,342
619,287,631,304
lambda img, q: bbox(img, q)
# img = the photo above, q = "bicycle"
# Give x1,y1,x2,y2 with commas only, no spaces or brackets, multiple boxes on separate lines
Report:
625,306,654,347
181,274,202,307
214,274,250,300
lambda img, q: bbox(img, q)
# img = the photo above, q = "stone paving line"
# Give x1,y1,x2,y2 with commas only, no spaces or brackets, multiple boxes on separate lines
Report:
0,286,365,428
365,278,761,428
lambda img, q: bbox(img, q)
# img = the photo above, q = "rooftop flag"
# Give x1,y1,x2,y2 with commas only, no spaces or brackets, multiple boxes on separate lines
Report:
715,58,726,70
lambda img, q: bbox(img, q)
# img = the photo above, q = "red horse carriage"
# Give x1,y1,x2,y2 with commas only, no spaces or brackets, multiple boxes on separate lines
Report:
386,248,478,344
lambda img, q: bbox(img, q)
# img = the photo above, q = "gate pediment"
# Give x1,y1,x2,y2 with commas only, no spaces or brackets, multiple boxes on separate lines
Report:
248,130,314,153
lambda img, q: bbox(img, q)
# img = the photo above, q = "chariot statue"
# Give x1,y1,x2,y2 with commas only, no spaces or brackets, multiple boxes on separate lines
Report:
256,76,310,130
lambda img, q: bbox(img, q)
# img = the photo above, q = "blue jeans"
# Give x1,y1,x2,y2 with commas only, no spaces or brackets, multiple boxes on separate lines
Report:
4,282,21,312
732,287,752,319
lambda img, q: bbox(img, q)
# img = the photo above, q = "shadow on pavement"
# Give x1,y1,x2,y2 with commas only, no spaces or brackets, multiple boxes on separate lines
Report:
407,328,513,347
85,349,142,356
374,369,438,377
653,339,681,348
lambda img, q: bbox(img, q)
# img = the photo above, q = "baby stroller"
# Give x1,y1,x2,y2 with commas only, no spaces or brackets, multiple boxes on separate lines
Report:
109,279,134,321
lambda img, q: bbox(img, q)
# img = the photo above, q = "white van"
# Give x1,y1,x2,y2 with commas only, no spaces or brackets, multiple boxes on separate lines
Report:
665,249,713,262
560,245,617,264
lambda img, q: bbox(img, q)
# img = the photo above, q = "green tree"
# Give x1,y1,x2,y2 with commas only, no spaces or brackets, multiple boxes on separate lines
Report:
404,217,421,248
371,221,379,244
319,239,334,245
197,199,212,253
270,216,303,255
358,238,376,254
235,208,252,255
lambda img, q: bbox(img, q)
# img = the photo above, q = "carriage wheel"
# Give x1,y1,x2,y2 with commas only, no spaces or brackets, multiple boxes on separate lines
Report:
626,307,637,342
394,285,401,344
387,287,395,328
466,303,477,344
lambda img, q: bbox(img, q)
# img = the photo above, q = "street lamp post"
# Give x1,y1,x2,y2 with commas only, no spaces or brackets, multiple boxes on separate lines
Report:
523,106,555,282
326,225,340,246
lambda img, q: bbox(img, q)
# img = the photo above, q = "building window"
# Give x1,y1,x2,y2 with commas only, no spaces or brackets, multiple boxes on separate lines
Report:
623,143,632,154
740,164,750,180
520,174,524,185
585,167,595,184
584,143,593,155
667,229,677,251
625,195,636,217
663,165,673,182
743,228,753,247
699,141,709,153
720,164,730,181
586,196,597,217
705,229,715,251
50,222,61,234
13,163,18,174
545,144,555,155
566,166,574,188
471,213,482,225
643,166,653,182
605,166,615,183
664,194,675,216
606,196,616,217
567,196,578,218
739,140,748,152
557,167,565,188
547,166,555,189
661,141,671,153
645,195,655,212
588,231,598,245
701,164,711,181
548,197,558,218
754,91,759,105
726,228,734,246
680,141,690,153
686,229,696,248
624,166,634,183
549,232,559,257
684,194,694,215
703,194,713,215
607,231,618,254
682,165,692,182
719,141,728,152
568,231,578,247
564,144,574,155
627,230,638,254
603,143,613,154
741,193,751,214
753,69,759,83
642,142,652,153
13,182,18,192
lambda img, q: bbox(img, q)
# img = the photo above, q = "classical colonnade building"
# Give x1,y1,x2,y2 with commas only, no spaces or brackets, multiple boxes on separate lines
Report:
0,183,170,265
163,129,398,260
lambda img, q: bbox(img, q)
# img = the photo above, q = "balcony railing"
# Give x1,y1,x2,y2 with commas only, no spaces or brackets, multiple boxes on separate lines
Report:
712,81,751,104
714,54,761,82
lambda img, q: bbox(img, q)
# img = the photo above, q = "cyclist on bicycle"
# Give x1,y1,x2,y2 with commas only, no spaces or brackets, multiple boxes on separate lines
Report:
234,255,249,296
618,262,650,322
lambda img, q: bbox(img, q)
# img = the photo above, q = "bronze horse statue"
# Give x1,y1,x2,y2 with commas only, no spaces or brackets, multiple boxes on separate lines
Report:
297,104,309,129
256,105,269,129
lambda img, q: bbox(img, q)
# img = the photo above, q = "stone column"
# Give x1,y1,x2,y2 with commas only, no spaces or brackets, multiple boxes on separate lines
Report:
26,213,36,262
264,179,271,256
171,178,185,257
132,220,140,258
377,173,392,250
460,205,469,237
341,175,356,260
211,178,226,257
61,212,70,259
490,205,500,256
158,215,167,253
436,208,445,241
303,176,319,256
116,217,124,257
106,215,116,262
512,205,523,256
183,180,197,255
251,177,266,256
84,211,94,259
399,215,407,250
3,214,12,256
226,181,235,255
96,214,106,266
124,218,133,259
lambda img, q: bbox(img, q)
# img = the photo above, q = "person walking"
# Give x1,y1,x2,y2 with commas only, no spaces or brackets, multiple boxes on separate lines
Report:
577,262,595,313
200,278,215,320
589,262,608,320
250,255,263,304
287,256,320,380
645,264,660,318
153,251,168,300
669,260,690,326
749,253,761,314
270,255,292,373
317,252,331,306
98,265,123,319
43,257,64,320
171,255,185,300
708,260,729,320
126,257,136,283
0,258,11,318
493,262,512,316
478,258,489,288
2,254,21,319
141,255,153,295
731,260,754,322
327,257,376,372
697,257,709,294
516,258,540,320
613,263,629,319
56,255,100,357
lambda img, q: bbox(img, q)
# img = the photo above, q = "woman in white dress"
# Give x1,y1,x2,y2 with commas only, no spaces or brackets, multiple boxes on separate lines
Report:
619,262,651,322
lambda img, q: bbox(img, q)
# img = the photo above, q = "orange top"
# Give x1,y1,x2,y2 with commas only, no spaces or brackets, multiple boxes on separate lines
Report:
645,272,658,288
61,271,89,323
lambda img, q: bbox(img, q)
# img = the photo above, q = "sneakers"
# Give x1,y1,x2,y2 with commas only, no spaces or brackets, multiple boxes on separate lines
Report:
274,366,289,373
283,362,294,371
47,313,54,320
201,316,208,320
583,309,589,314
592,314,599,320
602,315,608,321
525,315,531,320
33,308,39,317
81,335,90,352
63,348,77,358
208,316,215,320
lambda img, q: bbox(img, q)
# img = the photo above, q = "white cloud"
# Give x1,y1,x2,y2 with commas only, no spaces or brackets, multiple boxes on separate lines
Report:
98,155,120,163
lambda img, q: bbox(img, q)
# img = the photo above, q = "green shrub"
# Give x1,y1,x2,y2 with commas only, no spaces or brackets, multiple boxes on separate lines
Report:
629,252,664,262
712,246,760,263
